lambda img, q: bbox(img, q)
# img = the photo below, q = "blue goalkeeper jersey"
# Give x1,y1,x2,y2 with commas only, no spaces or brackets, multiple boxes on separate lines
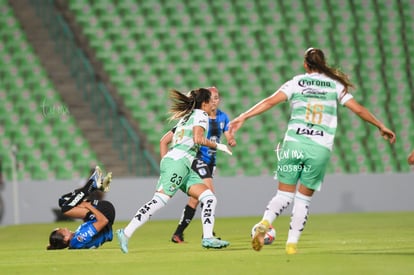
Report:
69,220,113,249
197,109,230,165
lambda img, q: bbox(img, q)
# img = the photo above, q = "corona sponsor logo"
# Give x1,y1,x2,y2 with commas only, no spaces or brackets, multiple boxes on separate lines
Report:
298,79,333,88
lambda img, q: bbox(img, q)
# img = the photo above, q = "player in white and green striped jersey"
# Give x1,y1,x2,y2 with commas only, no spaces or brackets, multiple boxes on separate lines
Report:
229,48,396,254
116,88,233,253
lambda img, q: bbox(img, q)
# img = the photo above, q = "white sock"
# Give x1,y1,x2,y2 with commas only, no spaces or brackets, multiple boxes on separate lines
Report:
124,192,170,238
199,190,217,239
262,190,295,224
287,192,312,244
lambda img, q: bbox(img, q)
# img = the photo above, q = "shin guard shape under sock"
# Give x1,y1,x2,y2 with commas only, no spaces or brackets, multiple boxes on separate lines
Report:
199,190,217,239
124,192,170,238
287,192,312,244
262,190,294,224
59,180,95,213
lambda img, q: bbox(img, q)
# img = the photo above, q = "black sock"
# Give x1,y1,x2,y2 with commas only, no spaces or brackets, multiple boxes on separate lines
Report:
59,180,95,212
174,205,196,236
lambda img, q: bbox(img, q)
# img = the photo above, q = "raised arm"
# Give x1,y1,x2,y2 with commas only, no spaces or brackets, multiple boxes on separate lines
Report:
344,98,396,144
229,90,287,135
78,201,109,232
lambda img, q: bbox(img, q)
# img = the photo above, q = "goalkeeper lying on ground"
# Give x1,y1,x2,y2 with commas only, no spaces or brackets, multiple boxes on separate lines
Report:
47,166,114,250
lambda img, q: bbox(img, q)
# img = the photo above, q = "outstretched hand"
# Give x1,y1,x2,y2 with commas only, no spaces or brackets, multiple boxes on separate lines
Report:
379,126,396,144
227,137,237,147
229,117,245,136
408,150,414,165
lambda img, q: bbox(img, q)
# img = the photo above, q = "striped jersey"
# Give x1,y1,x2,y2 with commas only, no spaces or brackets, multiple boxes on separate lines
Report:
196,109,230,165
165,109,209,163
69,220,113,249
279,72,353,151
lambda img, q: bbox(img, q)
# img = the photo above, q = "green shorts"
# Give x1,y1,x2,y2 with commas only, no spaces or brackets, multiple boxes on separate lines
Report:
156,157,204,196
276,141,331,191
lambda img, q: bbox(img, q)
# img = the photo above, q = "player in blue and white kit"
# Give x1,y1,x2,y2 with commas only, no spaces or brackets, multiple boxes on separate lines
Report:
230,48,396,254
47,166,114,250
160,87,236,243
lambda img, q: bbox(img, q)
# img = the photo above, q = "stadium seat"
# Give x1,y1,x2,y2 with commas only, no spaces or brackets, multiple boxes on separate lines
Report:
0,3,99,180
64,0,414,176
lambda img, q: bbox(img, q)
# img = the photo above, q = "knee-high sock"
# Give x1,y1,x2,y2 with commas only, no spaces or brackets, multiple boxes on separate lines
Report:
59,179,95,213
287,192,312,244
262,190,294,224
199,190,217,239
174,204,196,235
124,192,170,238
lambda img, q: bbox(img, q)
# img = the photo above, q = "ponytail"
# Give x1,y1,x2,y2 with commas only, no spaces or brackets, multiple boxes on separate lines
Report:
168,88,211,121
304,48,355,93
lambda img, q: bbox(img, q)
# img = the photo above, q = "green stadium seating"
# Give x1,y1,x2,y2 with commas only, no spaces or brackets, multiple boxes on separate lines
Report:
0,1,100,180
65,0,414,175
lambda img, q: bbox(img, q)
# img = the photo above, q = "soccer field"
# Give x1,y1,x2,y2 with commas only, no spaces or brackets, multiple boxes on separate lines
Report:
0,212,413,275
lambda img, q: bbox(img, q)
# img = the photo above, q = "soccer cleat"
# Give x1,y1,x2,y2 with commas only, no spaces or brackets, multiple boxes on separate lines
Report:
200,232,220,240
171,234,184,243
101,172,112,192
89,166,103,189
251,220,270,252
202,238,230,249
116,229,129,253
285,243,298,255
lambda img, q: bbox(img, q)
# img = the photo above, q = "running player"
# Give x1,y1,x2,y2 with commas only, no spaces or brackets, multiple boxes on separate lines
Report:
229,48,396,254
160,86,236,243
116,88,232,253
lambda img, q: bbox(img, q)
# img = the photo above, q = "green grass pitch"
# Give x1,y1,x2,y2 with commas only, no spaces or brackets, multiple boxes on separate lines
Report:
0,212,413,275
